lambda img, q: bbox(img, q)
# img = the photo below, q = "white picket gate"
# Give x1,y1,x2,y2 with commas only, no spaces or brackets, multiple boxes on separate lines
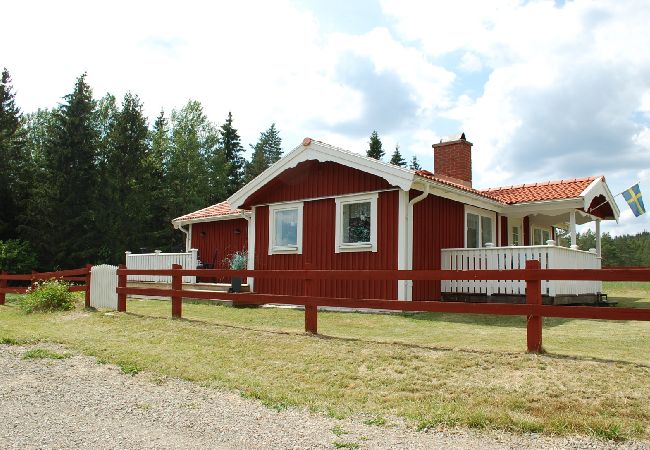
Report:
90,264,118,309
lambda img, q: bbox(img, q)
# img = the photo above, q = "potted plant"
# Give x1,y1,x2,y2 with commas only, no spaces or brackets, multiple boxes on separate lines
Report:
224,250,247,293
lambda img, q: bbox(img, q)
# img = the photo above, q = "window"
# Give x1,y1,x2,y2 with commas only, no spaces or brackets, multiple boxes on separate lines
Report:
511,225,521,246
532,226,551,246
335,193,378,252
465,208,495,248
268,202,303,254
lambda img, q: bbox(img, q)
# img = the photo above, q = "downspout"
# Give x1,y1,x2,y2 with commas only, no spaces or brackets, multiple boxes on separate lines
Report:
406,184,430,300
174,223,191,251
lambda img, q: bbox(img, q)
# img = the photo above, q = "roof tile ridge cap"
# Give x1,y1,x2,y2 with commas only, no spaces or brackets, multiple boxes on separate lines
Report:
483,175,601,192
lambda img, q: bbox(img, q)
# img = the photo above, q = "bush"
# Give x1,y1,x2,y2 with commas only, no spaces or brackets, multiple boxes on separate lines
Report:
224,250,248,270
18,279,76,313
0,239,37,274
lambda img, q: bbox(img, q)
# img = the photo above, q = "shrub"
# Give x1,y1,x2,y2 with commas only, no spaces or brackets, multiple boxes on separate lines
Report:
0,239,37,274
18,279,76,313
224,250,248,270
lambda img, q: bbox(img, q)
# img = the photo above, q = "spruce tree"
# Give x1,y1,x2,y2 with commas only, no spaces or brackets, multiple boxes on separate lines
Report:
99,92,152,262
0,68,26,240
409,155,421,171
366,130,384,160
389,144,406,167
244,123,283,182
147,110,175,249
220,111,245,195
36,73,100,268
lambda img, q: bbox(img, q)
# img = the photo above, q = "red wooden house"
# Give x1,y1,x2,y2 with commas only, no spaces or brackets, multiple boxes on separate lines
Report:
171,134,619,303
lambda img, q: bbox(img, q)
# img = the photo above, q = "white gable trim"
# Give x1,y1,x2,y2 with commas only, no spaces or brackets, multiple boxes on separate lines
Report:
580,177,620,221
227,139,415,209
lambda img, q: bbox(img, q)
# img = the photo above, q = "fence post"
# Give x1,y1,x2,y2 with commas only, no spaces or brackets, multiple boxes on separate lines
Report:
525,259,543,353
84,264,92,308
171,263,182,319
117,264,127,312
0,271,7,305
304,263,317,334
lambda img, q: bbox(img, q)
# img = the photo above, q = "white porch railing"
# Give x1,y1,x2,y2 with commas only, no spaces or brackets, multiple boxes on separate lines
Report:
125,249,198,283
441,245,602,297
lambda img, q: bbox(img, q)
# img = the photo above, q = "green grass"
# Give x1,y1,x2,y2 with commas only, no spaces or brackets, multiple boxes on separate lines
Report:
22,348,70,360
0,283,649,439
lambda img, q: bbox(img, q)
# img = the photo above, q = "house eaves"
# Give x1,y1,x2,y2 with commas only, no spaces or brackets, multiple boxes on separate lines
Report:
228,138,415,209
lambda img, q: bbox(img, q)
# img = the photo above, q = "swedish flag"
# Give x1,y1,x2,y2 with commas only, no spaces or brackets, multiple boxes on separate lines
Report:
622,184,645,217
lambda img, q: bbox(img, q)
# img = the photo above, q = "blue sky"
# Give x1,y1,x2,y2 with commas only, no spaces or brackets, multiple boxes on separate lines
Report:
3,0,649,235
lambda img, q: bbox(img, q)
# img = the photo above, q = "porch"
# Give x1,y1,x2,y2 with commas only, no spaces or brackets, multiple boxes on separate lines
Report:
441,244,603,304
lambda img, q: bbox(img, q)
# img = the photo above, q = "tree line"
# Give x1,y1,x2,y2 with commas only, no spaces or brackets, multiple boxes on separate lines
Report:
570,229,650,267
0,70,282,270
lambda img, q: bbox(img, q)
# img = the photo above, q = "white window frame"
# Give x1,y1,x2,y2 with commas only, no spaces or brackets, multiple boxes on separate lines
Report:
531,225,552,246
464,205,496,248
268,202,303,255
335,192,378,253
509,218,523,246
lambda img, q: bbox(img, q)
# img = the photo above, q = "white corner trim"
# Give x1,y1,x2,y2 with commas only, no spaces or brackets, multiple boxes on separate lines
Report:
397,190,408,301
334,192,378,253
228,140,415,209
247,207,256,291
268,202,303,255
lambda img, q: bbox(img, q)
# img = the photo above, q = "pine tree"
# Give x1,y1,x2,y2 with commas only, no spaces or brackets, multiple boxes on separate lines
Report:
220,111,245,195
0,68,28,240
244,123,283,182
367,130,384,160
389,144,406,167
409,155,421,171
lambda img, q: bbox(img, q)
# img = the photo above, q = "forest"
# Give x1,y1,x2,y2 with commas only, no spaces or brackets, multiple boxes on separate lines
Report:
1,68,648,272
0,70,282,271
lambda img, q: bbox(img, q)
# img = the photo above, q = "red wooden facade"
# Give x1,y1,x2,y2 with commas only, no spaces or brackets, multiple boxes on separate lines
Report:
411,192,465,300
191,218,248,281
242,160,392,208
251,161,399,299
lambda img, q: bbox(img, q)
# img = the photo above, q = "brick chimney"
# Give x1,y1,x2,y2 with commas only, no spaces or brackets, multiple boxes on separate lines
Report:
432,132,473,188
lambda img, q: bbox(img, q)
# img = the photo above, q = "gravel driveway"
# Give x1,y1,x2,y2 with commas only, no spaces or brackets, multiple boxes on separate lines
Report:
0,344,647,450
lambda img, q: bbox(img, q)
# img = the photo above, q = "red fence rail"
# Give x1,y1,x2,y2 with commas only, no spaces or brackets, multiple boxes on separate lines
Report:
114,261,650,353
0,265,92,308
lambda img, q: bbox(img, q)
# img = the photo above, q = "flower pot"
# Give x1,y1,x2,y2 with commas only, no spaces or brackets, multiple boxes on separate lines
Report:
229,276,242,293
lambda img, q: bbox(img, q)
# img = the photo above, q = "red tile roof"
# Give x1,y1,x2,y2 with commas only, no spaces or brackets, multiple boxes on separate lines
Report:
414,170,504,202
480,176,600,204
173,201,248,223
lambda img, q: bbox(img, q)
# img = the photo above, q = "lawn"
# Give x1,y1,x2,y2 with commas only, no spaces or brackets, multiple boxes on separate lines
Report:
1,282,649,440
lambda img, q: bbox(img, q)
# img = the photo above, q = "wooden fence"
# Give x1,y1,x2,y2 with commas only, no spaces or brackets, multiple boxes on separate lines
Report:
2,263,649,354
0,266,92,307
114,261,650,353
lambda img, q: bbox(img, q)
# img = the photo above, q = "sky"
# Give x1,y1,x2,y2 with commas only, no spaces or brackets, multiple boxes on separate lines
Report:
3,0,650,235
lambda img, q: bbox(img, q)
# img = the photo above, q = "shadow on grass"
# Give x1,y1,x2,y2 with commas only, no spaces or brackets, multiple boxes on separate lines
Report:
120,310,650,369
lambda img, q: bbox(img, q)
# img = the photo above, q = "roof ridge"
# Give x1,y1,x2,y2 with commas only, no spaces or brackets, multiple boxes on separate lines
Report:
481,175,600,193
312,138,416,175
